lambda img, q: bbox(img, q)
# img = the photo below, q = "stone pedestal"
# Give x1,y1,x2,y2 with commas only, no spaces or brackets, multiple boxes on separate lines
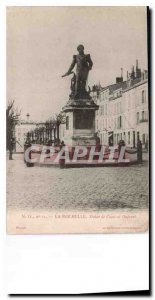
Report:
62,99,99,146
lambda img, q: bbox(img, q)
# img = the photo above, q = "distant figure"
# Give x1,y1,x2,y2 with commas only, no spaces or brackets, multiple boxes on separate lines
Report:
137,140,142,163
60,140,65,150
145,139,148,152
96,136,101,146
9,137,16,160
118,140,125,152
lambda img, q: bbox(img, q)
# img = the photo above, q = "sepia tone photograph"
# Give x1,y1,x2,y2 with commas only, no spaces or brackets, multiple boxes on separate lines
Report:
6,6,149,234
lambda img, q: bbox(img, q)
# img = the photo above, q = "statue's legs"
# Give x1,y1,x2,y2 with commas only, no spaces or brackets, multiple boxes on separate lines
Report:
81,79,87,91
75,75,81,96
75,69,88,98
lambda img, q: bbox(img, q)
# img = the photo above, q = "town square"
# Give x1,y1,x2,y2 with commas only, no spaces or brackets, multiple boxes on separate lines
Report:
6,7,149,233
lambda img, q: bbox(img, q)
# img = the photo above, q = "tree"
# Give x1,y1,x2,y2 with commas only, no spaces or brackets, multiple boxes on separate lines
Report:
6,100,21,160
55,112,66,143
55,112,66,124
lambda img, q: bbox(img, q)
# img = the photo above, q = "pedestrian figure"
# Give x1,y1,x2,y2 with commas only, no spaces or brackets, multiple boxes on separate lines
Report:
9,137,16,160
60,140,65,150
145,139,148,152
59,141,66,168
24,139,34,167
137,140,142,163
118,140,125,159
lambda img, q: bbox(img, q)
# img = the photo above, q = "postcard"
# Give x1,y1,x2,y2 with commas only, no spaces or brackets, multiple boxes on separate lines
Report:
6,6,149,234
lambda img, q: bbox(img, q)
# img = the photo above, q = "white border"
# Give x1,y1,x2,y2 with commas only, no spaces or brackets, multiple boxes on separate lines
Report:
1,0,153,297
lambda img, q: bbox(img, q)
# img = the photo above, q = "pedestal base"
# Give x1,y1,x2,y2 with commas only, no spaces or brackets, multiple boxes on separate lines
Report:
62,99,99,146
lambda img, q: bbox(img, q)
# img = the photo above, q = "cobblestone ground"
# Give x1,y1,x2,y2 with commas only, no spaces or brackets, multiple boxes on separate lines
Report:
6,154,149,212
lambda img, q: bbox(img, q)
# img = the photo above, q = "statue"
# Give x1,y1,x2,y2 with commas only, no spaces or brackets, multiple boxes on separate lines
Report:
70,72,76,98
62,44,93,100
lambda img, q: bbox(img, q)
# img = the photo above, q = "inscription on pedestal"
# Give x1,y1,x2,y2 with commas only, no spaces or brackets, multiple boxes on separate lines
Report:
74,110,94,129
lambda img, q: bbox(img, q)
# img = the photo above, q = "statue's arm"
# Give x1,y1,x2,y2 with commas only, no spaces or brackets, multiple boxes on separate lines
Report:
87,54,93,70
62,55,76,77
67,55,76,73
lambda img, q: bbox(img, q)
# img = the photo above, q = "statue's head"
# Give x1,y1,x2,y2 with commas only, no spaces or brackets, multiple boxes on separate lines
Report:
77,44,84,54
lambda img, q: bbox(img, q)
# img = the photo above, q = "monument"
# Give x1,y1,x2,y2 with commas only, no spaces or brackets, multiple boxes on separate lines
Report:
62,45,99,146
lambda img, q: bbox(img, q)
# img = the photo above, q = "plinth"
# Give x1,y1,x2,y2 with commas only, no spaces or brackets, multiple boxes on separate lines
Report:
62,99,99,146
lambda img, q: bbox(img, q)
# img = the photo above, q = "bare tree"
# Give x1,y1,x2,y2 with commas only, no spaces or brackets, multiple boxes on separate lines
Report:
55,112,66,143
55,112,66,124
6,100,21,160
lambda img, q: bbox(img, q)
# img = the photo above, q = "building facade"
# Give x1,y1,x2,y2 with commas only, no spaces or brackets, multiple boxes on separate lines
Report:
15,113,46,152
15,119,38,152
92,61,149,148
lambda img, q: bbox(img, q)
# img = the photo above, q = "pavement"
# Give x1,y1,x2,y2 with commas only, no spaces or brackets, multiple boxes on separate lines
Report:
6,153,149,212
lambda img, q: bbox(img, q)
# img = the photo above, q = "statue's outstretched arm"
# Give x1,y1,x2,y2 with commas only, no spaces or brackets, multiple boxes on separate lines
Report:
88,55,93,70
62,56,76,77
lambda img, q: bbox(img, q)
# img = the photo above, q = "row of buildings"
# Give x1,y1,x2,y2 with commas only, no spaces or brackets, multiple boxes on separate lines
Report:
15,60,149,151
91,60,149,148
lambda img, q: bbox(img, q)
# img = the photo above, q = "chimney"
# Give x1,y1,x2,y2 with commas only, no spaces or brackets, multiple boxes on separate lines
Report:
26,113,30,121
121,68,123,79
116,68,123,83
144,70,148,79
136,59,141,79
127,73,131,88
143,71,145,80
131,66,135,80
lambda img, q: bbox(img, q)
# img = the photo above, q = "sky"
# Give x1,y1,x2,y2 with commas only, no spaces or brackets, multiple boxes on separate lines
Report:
7,6,148,121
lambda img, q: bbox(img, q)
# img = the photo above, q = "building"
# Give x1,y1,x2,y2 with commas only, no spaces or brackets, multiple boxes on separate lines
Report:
15,114,44,152
91,60,149,148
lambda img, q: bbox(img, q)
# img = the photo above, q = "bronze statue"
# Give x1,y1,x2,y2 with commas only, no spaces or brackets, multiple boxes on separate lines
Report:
62,45,93,99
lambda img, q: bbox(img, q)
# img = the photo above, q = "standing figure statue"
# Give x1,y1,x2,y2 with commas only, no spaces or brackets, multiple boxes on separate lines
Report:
62,45,93,100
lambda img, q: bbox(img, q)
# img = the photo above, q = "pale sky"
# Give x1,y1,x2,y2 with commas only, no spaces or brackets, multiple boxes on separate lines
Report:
7,6,148,121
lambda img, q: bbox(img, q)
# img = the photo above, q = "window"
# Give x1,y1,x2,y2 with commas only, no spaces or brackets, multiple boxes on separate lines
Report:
137,112,139,124
128,132,130,144
66,116,69,130
142,134,145,144
117,134,119,143
142,90,145,103
133,131,135,148
105,104,107,115
118,116,122,129
102,106,104,115
116,103,118,114
100,134,102,144
142,111,145,121
137,132,140,142
123,132,126,143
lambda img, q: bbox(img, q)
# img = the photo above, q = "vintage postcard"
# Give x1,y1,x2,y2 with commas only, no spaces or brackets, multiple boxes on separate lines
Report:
6,6,149,234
